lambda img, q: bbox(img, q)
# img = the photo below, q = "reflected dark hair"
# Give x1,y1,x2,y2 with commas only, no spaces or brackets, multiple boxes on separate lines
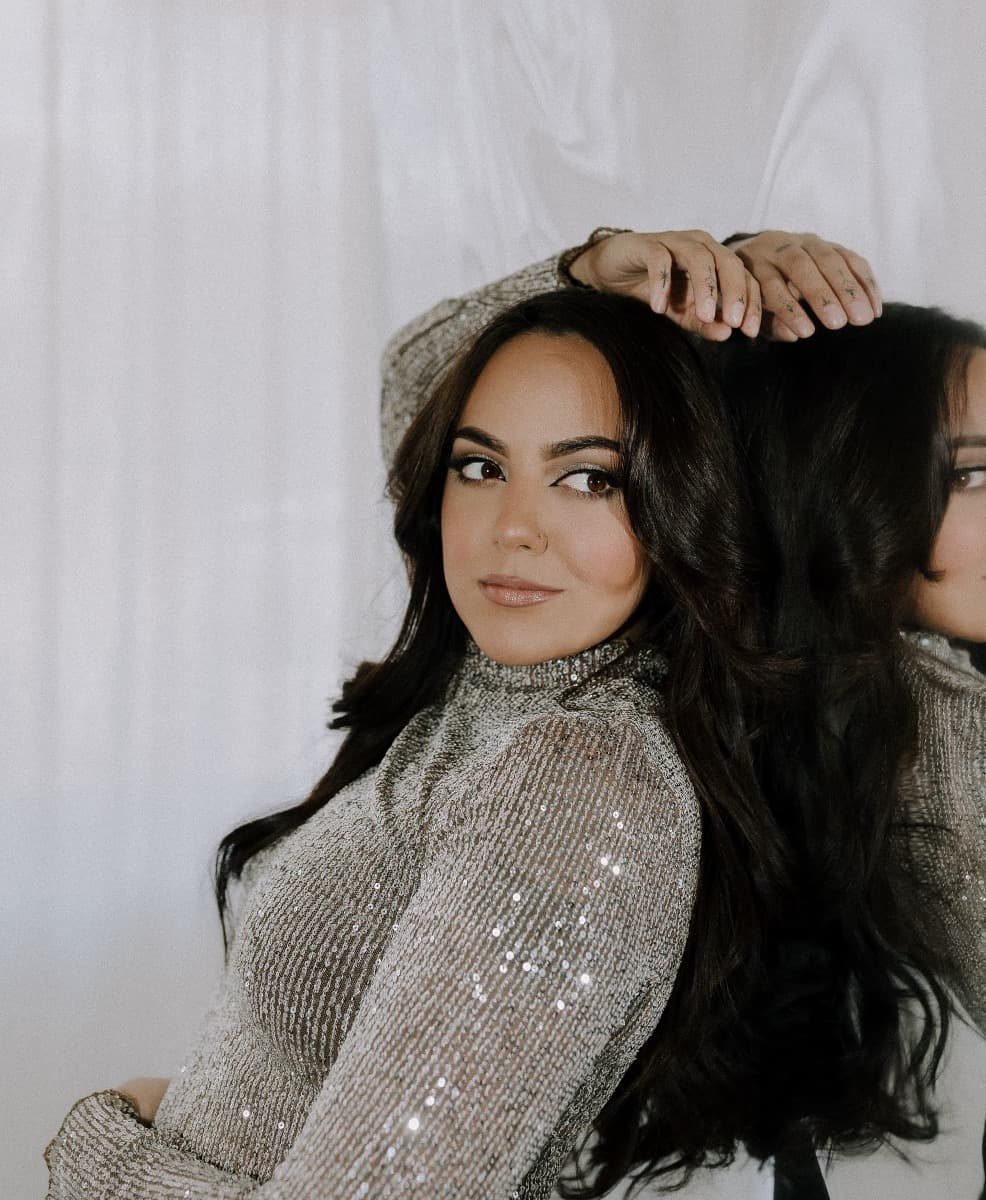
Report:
697,302,986,1170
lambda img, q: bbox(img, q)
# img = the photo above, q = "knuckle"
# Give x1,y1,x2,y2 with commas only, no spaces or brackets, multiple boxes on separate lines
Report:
761,277,791,304
815,247,847,271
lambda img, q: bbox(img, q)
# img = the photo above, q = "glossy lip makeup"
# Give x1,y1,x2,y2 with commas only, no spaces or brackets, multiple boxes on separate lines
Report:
479,574,562,608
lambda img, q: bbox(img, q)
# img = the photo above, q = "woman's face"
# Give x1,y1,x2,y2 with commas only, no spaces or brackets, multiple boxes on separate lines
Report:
908,347,986,642
440,332,650,666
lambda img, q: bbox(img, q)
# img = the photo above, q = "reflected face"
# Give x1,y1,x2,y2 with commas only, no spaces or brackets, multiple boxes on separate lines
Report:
908,348,986,642
440,332,650,666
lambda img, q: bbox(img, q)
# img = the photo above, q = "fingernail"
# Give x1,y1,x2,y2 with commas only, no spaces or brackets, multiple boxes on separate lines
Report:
847,300,872,324
795,316,814,337
822,308,847,329
731,300,746,326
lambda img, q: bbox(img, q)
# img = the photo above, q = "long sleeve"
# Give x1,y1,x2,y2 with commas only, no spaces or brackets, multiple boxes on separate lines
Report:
379,254,565,470
378,225,750,468
45,1091,259,1199
46,710,700,1199
897,637,986,1031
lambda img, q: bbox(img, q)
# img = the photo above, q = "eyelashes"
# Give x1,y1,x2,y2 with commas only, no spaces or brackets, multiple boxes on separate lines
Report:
446,454,622,500
448,454,503,484
558,468,622,498
952,465,986,492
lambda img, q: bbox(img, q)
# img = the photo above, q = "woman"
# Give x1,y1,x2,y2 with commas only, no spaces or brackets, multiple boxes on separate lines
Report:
715,302,986,1197
45,231,938,1198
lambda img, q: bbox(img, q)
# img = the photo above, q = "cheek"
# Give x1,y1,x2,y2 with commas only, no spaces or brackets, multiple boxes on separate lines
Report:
928,502,986,573
563,510,648,595
439,488,464,573
440,484,482,577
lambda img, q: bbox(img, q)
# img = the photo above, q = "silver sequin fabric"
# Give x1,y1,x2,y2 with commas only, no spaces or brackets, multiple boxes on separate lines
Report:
45,254,704,1199
897,632,986,1031
46,642,701,1198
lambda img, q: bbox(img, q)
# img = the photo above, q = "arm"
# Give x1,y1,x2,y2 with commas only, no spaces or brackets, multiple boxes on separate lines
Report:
47,714,700,1198
379,227,764,469
380,228,882,468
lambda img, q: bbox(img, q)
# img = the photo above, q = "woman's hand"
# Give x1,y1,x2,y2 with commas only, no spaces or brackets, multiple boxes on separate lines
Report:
567,229,762,341
115,1076,170,1125
727,231,882,340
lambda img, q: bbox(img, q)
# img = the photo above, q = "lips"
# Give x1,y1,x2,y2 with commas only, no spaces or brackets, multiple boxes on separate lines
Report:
479,575,562,608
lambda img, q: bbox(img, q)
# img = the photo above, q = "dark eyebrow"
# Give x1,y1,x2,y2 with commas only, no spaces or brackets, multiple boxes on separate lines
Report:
452,426,622,460
452,426,508,456
546,436,622,459
953,435,986,448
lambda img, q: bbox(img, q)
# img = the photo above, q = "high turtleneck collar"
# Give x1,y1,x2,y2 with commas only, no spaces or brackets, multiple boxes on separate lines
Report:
902,629,984,683
458,638,664,693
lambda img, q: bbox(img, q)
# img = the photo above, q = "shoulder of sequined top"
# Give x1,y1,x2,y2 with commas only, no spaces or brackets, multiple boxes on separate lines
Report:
561,645,668,718
899,629,986,694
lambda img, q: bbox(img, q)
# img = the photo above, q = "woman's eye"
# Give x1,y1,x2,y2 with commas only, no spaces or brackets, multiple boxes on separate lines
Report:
952,466,986,491
452,456,503,482
556,469,619,497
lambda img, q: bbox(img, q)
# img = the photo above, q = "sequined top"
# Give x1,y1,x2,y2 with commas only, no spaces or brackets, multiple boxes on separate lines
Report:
46,642,700,1199
897,632,986,1031
45,254,705,1199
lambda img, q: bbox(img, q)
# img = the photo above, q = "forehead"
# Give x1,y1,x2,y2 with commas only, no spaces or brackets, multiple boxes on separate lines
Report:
960,348,986,434
459,332,619,440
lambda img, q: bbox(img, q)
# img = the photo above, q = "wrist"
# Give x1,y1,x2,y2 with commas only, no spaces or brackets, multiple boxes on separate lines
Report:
558,226,631,289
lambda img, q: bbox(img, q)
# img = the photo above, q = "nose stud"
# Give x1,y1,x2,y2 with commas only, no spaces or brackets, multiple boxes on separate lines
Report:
496,528,547,552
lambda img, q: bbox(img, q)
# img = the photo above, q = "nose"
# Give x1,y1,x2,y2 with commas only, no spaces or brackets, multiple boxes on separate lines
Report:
492,484,548,554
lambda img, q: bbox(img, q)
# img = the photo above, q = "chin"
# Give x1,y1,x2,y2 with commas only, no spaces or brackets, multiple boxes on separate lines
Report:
471,632,560,666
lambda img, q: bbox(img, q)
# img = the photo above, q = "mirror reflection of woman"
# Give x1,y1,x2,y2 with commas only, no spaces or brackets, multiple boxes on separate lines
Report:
44,230,953,1199
718,304,985,1196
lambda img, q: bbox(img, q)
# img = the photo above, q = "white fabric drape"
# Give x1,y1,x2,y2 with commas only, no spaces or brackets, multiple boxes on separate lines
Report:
4,3,985,1196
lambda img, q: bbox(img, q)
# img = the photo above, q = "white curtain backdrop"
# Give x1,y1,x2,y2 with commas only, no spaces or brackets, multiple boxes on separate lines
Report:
4,3,985,1196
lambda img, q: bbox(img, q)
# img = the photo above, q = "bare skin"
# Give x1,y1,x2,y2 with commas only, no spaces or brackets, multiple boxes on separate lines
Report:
115,1076,171,1124
568,228,880,343
908,348,986,642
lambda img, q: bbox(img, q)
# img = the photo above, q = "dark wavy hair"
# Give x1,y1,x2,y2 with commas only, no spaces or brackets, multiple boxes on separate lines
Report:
700,302,986,1170
214,291,958,1193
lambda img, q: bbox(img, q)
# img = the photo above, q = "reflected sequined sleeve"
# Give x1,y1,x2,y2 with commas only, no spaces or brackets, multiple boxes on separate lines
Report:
45,711,700,1198
896,638,986,1031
